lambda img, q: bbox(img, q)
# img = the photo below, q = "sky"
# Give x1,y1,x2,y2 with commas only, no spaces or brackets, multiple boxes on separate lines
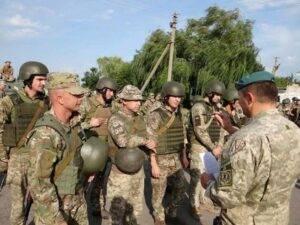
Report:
0,0,300,79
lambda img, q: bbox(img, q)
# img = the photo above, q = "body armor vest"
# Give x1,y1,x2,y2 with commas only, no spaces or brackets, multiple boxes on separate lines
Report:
34,113,84,195
108,112,147,162
190,102,221,145
3,91,47,147
88,96,112,141
156,108,184,155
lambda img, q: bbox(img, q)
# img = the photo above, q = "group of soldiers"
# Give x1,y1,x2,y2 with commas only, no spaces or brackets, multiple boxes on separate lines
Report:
0,61,299,225
278,97,300,127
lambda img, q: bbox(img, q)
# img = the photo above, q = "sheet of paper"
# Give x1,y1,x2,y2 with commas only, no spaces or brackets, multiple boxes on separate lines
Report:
199,151,220,179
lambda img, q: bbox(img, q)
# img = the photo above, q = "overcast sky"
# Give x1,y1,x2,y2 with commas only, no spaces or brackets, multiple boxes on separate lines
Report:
0,0,300,78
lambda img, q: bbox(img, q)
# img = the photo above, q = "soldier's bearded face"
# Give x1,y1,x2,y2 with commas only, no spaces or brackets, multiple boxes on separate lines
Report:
123,100,141,113
167,96,181,109
31,75,47,92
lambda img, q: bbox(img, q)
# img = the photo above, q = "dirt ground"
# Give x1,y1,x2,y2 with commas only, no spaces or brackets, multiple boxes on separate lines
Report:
0,173,299,225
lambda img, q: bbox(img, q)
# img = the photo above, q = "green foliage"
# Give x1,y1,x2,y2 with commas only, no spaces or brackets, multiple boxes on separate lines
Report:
81,67,100,90
275,75,295,88
84,6,264,95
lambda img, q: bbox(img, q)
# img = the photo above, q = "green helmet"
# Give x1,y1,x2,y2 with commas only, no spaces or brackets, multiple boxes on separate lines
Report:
223,88,239,102
161,81,185,98
80,136,108,174
96,77,117,91
18,61,49,81
204,80,225,96
192,95,204,104
282,98,291,105
115,148,145,174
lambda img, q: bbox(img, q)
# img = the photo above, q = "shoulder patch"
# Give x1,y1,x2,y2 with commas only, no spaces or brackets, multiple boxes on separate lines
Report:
230,139,246,155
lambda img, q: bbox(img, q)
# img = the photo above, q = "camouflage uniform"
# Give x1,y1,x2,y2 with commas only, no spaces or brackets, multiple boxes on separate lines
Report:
206,109,300,225
189,99,226,213
27,72,89,225
0,88,48,225
80,93,113,219
0,62,15,82
106,85,148,224
147,104,186,222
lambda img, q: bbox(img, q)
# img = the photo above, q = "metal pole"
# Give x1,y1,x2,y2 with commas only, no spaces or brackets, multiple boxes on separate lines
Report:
141,44,170,93
167,13,177,81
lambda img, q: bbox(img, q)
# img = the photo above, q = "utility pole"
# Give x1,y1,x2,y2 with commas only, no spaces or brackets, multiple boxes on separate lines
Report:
141,44,170,92
167,13,177,81
272,56,280,75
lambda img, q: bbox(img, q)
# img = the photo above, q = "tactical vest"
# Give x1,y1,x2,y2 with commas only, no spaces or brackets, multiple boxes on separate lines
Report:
190,102,221,145
108,112,147,162
34,114,84,195
88,96,112,141
3,91,48,147
156,108,184,155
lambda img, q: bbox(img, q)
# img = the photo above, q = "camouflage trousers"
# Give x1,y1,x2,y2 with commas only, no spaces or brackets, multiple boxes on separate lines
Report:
189,144,214,213
34,193,88,225
151,153,185,221
106,164,144,224
0,137,8,172
6,149,29,225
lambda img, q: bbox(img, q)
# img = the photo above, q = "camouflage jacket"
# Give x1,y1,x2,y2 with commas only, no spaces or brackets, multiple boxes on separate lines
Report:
206,109,300,225
190,99,226,151
108,109,147,149
27,110,84,223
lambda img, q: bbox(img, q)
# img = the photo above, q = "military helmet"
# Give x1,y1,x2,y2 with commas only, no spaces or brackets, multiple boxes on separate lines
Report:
161,81,185,98
96,77,117,91
18,61,49,81
193,95,204,104
117,85,143,101
80,136,108,174
292,97,299,102
223,88,239,102
204,80,225,96
282,98,291,105
115,148,145,174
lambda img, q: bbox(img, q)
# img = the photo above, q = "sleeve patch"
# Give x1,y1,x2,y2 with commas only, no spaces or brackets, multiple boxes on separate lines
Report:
195,115,201,126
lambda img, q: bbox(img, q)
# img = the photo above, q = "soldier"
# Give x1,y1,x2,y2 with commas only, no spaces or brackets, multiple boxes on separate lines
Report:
140,92,155,115
80,76,117,219
290,97,300,127
106,85,156,224
280,98,292,119
147,81,188,225
0,61,49,225
0,61,15,82
189,80,226,218
222,87,245,128
201,71,300,225
0,79,6,98
27,72,89,225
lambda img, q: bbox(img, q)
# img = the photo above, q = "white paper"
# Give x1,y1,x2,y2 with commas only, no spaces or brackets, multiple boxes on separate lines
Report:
199,151,220,179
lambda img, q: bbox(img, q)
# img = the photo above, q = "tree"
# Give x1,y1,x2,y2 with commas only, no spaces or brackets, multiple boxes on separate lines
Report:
97,56,132,88
89,6,264,96
81,67,100,90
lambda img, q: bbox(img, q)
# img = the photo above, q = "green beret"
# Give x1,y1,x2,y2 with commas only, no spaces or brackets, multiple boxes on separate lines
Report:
235,71,275,90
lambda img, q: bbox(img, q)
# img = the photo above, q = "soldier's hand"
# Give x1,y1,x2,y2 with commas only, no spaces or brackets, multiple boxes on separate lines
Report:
145,140,157,152
212,146,222,159
214,112,237,134
181,153,189,169
200,172,215,189
90,117,107,127
151,161,160,178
